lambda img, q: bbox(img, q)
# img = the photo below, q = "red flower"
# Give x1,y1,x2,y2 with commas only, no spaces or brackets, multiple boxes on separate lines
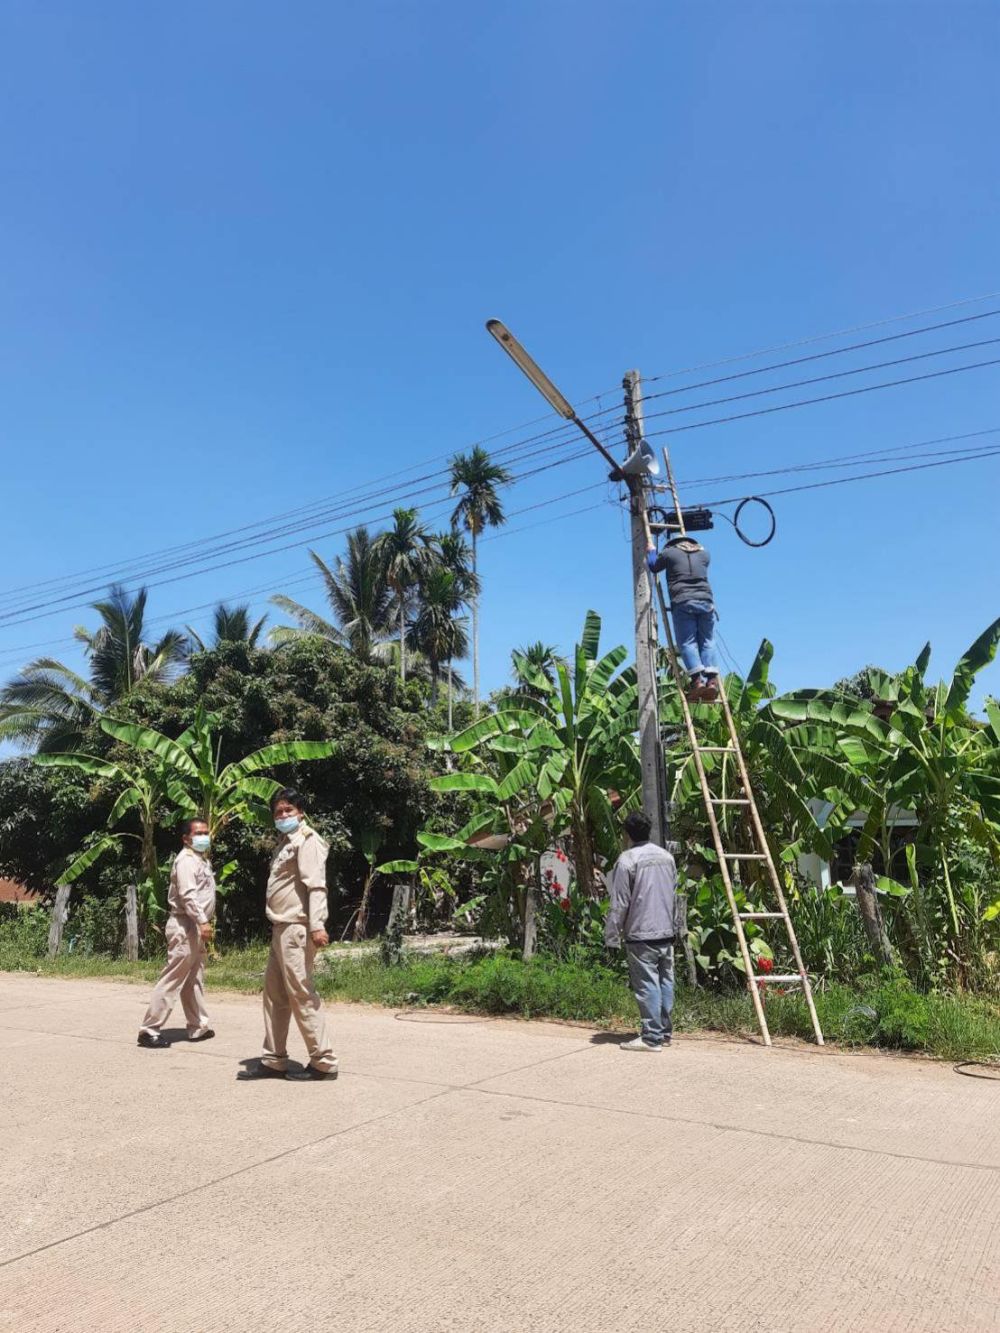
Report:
757,957,774,974
558,898,570,912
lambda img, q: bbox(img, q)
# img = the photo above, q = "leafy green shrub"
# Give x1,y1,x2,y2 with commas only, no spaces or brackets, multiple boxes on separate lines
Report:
0,904,50,963
67,894,123,956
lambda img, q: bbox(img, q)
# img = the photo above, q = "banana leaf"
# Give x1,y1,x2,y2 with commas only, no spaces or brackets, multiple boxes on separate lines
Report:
100,720,199,776
219,740,334,785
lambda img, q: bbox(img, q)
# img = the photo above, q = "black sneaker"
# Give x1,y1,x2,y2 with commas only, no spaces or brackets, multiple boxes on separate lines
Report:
188,1029,216,1042
137,1031,169,1049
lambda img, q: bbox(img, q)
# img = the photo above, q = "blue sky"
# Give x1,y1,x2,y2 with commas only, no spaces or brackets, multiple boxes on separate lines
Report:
1,0,998,725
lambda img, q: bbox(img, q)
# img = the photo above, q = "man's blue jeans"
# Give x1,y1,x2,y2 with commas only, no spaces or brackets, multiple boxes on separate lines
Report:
625,939,675,1046
671,600,718,680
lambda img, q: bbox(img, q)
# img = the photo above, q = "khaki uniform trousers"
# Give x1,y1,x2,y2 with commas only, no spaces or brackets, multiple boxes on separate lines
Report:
140,915,209,1036
261,922,337,1072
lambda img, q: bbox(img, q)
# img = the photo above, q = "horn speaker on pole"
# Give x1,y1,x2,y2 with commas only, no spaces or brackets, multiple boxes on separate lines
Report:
609,439,660,482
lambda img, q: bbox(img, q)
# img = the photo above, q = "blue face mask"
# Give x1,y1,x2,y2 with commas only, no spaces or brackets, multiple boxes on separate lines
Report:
191,834,211,854
275,816,300,835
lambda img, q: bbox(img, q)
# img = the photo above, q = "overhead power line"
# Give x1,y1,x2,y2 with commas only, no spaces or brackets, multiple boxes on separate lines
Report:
642,354,1000,441
697,445,1000,508
0,443,605,631
0,433,997,669
642,288,1000,385
7,289,1000,611
0,422,610,622
639,334,1000,425
0,396,625,614
674,426,1000,490
0,480,624,664
639,307,1000,404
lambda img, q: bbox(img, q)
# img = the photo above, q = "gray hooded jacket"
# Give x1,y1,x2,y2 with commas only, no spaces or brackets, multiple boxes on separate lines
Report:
604,841,678,947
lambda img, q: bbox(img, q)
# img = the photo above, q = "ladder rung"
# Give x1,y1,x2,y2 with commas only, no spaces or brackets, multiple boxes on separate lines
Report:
710,797,750,805
700,746,736,753
755,975,806,984
723,852,767,860
740,911,785,920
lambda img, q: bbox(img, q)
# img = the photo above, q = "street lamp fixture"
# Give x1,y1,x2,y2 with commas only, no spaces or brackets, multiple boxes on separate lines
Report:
485,320,576,419
484,318,623,474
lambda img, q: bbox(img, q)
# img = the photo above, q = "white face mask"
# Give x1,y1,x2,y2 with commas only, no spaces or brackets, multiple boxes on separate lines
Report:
190,834,211,854
274,816,300,835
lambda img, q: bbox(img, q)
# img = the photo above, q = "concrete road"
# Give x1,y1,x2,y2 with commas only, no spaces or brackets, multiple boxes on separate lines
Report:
1,973,998,1332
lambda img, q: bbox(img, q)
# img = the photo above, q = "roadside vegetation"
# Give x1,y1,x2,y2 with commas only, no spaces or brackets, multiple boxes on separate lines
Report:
2,466,1000,1068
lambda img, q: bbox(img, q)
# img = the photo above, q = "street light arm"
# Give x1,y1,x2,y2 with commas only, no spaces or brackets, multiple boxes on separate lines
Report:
484,319,624,473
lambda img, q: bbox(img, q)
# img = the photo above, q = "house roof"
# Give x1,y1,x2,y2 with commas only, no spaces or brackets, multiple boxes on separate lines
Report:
0,879,41,904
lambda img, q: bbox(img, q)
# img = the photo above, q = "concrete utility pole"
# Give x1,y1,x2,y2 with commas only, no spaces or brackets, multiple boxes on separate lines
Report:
623,370,668,846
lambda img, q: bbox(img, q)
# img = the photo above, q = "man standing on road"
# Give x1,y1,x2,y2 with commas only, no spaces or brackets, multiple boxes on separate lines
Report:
254,788,338,1081
137,817,216,1048
604,811,678,1052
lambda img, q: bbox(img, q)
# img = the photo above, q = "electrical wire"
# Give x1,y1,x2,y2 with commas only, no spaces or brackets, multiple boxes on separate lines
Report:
0,436,605,627
641,289,1000,385
4,425,1000,665
638,307,1000,404
638,334,1000,426
0,475,621,660
0,399,626,614
695,444,1000,509
671,427,1000,491
9,290,1000,611
642,354,1000,441
6,290,1000,667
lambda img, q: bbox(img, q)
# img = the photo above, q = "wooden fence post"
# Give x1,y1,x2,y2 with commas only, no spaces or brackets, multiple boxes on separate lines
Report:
124,884,139,963
522,857,539,962
47,885,71,958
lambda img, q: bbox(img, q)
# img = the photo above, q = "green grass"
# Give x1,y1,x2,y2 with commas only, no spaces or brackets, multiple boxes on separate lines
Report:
4,933,1000,1063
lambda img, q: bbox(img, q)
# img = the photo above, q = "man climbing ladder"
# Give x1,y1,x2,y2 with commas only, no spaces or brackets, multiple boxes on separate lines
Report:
646,533,719,702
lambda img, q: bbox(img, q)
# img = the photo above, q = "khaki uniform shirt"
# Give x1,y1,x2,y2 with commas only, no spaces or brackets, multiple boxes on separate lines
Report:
168,847,217,925
266,824,330,932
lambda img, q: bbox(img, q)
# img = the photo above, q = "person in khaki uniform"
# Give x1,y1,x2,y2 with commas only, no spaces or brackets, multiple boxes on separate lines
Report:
255,788,337,1081
138,817,216,1048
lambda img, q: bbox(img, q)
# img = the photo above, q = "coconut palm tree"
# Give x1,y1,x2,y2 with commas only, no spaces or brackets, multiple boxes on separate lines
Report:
187,603,268,651
0,584,187,753
375,508,435,683
407,568,469,713
270,528,395,663
511,641,563,695
448,447,512,713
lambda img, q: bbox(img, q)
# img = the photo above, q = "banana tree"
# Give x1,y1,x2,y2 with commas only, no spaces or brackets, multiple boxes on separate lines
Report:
36,705,335,927
422,763,559,956
99,704,336,836
35,747,167,931
425,611,642,908
770,618,1000,983
663,640,869,872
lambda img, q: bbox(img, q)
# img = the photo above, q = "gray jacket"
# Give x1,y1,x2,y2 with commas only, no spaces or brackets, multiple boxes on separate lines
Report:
604,842,678,947
650,539,713,607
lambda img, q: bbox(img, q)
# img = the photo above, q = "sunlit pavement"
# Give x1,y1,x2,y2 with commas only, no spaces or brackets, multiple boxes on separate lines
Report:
1,972,998,1332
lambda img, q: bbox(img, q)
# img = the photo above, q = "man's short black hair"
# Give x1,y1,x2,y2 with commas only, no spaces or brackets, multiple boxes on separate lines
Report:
623,811,652,843
270,787,306,813
179,816,208,839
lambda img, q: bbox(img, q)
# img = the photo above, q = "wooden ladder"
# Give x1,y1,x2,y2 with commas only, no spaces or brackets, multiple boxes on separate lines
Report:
644,519,823,1047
